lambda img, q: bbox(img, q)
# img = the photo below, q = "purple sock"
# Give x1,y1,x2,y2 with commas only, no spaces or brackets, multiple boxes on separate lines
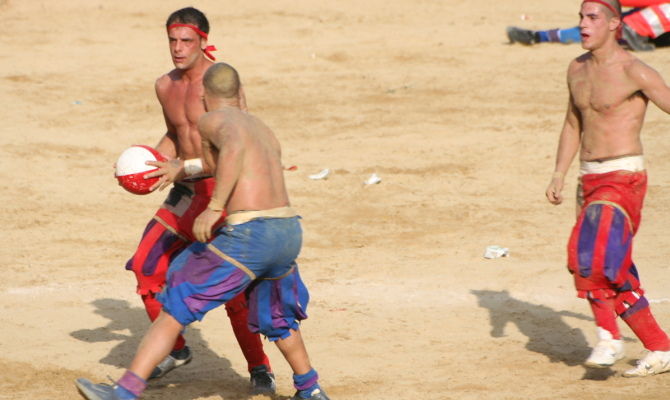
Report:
293,368,320,398
115,370,147,400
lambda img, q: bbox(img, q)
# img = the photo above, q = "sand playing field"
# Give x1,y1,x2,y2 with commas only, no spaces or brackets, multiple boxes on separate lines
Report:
3,0,670,399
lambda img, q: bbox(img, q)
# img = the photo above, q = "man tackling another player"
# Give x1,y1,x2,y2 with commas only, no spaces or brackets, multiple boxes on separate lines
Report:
546,0,670,377
122,7,274,392
76,62,330,400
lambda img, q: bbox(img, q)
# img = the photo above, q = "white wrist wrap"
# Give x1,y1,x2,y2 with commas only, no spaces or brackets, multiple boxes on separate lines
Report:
184,158,204,176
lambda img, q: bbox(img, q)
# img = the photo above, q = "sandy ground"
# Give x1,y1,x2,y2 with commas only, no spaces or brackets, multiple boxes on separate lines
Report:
3,0,670,399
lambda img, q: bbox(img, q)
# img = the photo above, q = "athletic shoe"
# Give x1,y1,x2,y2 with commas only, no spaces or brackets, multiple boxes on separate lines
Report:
622,24,655,51
291,387,331,400
74,378,121,400
506,26,537,45
249,365,276,394
623,350,670,377
585,328,625,368
149,346,193,380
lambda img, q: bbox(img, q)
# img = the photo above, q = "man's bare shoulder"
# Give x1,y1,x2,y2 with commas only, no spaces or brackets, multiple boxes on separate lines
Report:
198,110,232,140
568,53,591,75
198,111,220,133
155,70,182,97
622,53,658,80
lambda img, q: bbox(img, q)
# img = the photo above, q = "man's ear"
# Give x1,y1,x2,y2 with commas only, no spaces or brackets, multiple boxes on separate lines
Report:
610,16,622,32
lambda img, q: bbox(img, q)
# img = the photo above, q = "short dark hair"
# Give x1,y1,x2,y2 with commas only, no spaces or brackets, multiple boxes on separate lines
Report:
166,7,210,34
204,63,241,98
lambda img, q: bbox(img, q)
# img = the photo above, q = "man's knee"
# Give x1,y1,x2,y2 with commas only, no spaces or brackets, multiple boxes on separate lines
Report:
128,219,186,278
614,289,648,318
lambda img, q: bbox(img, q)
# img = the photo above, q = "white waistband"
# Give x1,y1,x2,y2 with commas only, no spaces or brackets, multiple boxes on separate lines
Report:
579,155,644,176
225,206,297,225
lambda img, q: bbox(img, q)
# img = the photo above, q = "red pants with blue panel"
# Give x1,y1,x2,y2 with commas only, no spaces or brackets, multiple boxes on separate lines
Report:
568,170,669,351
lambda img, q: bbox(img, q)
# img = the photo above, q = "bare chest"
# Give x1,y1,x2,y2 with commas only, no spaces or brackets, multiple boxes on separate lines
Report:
570,67,638,113
163,82,205,133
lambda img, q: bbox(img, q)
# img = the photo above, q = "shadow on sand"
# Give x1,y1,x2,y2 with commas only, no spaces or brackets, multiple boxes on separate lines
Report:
471,289,622,380
70,298,277,399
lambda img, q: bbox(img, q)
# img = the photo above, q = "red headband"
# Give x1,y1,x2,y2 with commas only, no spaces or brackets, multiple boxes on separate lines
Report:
167,23,217,61
582,0,620,16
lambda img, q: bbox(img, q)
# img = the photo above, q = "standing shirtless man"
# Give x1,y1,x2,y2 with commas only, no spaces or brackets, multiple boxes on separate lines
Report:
124,7,274,392
546,0,670,377
76,62,330,400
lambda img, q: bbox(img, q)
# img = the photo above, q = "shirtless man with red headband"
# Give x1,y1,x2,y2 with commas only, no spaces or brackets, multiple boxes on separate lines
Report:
546,0,670,377
122,7,274,393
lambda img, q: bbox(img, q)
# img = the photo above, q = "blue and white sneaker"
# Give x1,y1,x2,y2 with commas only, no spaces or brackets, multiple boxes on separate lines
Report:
75,378,122,400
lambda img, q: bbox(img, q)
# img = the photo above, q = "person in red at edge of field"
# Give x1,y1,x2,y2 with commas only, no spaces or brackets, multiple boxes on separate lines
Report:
122,7,275,394
507,0,670,51
546,0,670,377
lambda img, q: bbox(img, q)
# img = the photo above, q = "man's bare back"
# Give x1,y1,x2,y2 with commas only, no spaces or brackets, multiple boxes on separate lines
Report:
192,63,290,243
199,106,289,214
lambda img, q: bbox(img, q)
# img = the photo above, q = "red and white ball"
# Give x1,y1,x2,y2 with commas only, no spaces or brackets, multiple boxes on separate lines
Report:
115,145,167,195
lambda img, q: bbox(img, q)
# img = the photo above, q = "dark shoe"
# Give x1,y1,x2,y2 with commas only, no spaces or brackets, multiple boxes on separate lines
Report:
506,26,536,45
622,24,655,51
291,387,331,400
149,346,193,380
249,364,276,394
75,378,121,400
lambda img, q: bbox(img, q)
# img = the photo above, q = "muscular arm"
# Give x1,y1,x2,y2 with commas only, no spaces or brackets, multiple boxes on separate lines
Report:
205,119,244,210
628,60,670,114
192,113,244,242
554,95,582,177
546,92,582,205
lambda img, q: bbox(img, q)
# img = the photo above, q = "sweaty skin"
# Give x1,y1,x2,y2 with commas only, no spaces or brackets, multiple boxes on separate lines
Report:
546,2,670,205
193,100,290,242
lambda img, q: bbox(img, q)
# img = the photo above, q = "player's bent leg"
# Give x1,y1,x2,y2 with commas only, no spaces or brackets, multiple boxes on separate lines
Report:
248,266,328,400
274,330,330,400
126,217,191,380
615,291,670,377
141,292,190,379
130,311,185,380
616,291,670,352
156,239,264,382
76,312,184,400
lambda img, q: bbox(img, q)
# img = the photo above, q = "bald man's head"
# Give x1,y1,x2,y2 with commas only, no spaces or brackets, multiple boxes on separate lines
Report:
203,63,241,99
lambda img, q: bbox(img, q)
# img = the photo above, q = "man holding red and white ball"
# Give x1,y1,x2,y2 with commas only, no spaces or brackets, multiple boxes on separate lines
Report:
117,7,275,393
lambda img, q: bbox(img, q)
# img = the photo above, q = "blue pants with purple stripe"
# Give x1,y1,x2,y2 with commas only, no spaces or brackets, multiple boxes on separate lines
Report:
158,216,309,341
